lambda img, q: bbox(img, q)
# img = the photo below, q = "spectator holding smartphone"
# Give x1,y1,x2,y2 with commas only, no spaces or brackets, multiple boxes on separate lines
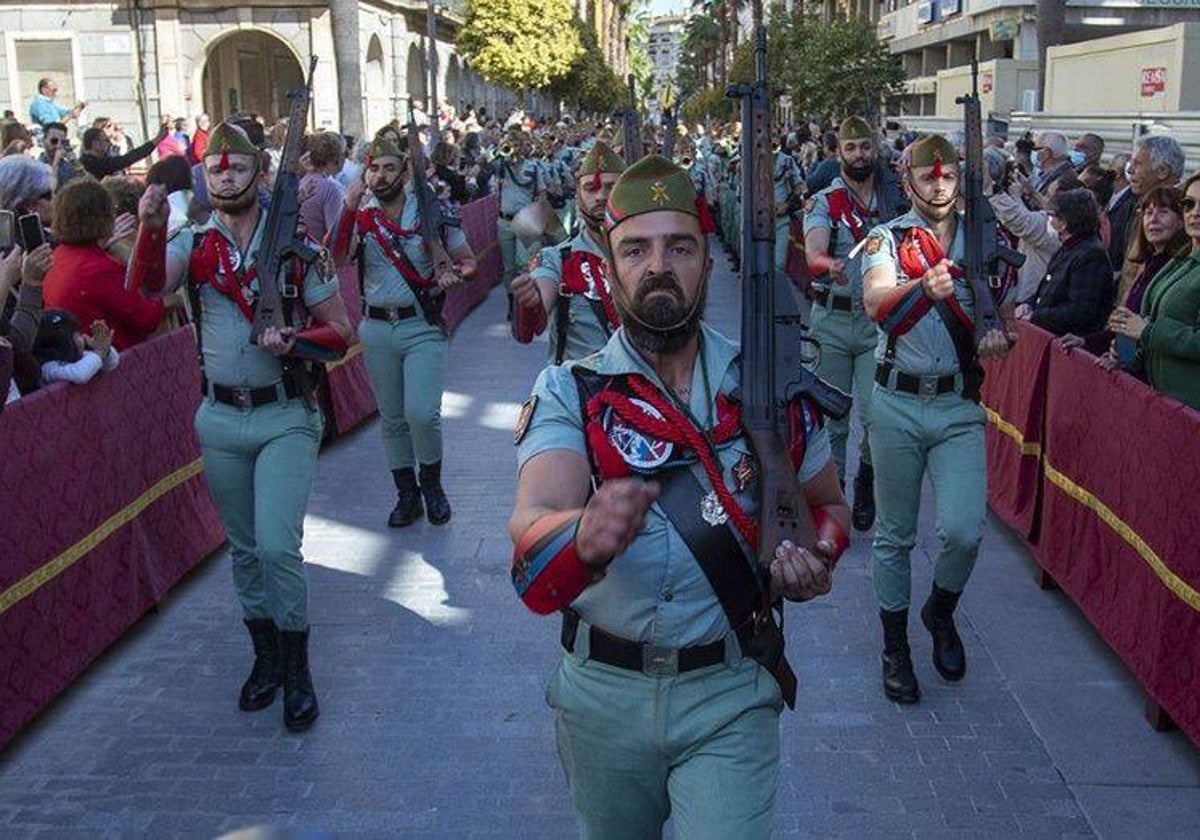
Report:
29,78,83,129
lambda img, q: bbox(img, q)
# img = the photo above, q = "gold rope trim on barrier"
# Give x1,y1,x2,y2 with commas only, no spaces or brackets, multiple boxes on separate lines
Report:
0,459,205,617
1043,459,1200,613
982,402,1042,457
325,342,363,372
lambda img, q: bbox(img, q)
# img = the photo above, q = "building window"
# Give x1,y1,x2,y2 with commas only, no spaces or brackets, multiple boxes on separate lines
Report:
8,36,79,119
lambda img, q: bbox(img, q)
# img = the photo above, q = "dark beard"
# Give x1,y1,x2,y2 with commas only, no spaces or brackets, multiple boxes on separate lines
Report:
210,184,259,215
371,178,404,203
616,272,706,354
842,160,874,183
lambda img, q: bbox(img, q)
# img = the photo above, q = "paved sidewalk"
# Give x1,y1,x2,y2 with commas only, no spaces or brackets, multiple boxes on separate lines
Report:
1,250,1197,839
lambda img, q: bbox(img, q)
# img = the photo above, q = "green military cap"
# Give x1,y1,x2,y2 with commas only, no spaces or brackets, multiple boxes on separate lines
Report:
205,122,259,159
604,154,700,233
839,116,873,141
577,140,626,180
612,123,627,154
367,132,405,163
909,133,959,170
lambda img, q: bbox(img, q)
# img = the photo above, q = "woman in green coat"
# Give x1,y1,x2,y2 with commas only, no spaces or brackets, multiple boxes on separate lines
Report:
1109,171,1200,410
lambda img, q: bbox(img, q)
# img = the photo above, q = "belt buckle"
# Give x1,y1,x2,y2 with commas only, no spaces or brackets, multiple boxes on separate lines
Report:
232,387,254,409
280,282,299,298
642,644,679,677
387,307,401,324
918,376,939,399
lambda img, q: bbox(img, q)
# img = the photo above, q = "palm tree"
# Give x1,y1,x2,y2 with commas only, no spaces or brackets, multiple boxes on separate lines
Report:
329,0,364,136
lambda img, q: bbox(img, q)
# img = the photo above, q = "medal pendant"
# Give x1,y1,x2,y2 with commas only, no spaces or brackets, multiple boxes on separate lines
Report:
700,491,729,526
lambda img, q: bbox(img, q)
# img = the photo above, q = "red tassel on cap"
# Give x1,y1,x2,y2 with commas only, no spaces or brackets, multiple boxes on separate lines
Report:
366,155,374,168
591,158,601,191
931,155,943,179
695,195,716,234
219,150,230,171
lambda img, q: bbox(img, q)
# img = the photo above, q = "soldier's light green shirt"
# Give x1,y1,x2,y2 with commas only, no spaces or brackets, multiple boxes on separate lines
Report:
358,190,469,308
860,209,974,377
169,213,337,388
529,227,612,364
499,158,542,216
516,323,831,648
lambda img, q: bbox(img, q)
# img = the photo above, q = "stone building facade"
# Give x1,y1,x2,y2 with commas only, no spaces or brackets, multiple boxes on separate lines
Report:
0,1,519,141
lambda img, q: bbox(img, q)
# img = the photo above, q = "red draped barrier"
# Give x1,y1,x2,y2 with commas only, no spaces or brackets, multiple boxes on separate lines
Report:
979,322,1054,541
0,329,225,748
1034,346,1200,746
323,194,503,437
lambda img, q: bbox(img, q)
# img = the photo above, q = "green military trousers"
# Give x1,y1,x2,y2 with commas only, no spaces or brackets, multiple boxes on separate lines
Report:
774,215,790,273
547,623,782,839
810,304,879,483
868,385,987,611
498,217,531,289
195,397,323,632
359,315,446,470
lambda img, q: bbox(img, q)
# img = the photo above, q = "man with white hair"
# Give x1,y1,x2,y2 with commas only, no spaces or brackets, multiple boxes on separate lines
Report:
1033,131,1073,196
1116,134,1187,302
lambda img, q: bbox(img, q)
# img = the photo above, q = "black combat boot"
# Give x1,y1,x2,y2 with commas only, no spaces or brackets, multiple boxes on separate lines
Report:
418,461,452,525
280,629,319,732
388,467,424,528
921,583,967,681
852,463,876,531
880,609,920,704
239,618,282,711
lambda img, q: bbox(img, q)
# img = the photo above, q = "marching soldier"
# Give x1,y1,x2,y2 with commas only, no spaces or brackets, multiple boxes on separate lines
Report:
860,134,1014,704
331,133,477,528
508,156,850,836
773,137,804,274
511,140,625,363
495,130,542,290
130,122,354,732
804,117,908,531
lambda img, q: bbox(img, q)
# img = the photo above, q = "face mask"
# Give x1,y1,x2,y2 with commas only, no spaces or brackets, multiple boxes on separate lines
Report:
1069,150,1087,169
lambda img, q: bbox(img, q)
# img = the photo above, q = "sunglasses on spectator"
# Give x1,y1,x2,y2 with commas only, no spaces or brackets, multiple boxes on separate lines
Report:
1183,198,1198,213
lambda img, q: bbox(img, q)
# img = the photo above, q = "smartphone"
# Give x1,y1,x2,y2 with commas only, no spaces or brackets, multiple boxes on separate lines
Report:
1115,335,1139,367
0,211,13,251
16,214,45,251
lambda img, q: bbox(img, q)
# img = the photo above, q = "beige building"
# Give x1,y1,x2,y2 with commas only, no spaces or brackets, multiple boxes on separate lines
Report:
1044,23,1200,113
879,0,1200,119
576,0,629,76
0,1,519,141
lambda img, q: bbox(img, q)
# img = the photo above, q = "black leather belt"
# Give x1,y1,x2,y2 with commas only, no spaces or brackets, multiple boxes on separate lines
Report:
813,291,854,312
561,611,725,676
365,303,418,323
205,377,302,409
875,363,957,397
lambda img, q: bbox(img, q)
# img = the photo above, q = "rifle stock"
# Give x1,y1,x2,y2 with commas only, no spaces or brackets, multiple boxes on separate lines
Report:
726,28,821,584
956,61,1024,344
250,56,319,349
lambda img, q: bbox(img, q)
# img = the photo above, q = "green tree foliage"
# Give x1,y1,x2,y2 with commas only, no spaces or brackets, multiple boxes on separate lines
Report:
460,0,583,91
548,17,626,115
680,87,735,125
711,8,905,124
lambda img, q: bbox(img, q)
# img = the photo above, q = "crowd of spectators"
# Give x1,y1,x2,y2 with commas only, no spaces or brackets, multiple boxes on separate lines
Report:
0,79,512,414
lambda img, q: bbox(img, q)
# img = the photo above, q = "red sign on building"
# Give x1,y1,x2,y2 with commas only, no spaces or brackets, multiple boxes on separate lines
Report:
1141,67,1167,97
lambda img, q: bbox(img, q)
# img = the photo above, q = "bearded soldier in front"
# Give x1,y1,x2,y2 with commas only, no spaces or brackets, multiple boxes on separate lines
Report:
508,157,851,836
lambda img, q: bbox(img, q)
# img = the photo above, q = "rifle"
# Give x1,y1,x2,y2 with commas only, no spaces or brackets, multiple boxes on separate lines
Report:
619,75,643,165
406,97,456,314
249,56,337,362
662,99,680,162
956,61,1024,346
726,28,850,603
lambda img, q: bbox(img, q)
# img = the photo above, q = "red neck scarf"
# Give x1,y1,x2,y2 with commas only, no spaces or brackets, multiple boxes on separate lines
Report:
560,251,620,329
358,207,435,290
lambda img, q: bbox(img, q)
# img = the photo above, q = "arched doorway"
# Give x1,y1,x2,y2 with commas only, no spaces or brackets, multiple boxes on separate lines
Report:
201,30,304,124
446,55,461,111
406,43,427,109
364,34,389,134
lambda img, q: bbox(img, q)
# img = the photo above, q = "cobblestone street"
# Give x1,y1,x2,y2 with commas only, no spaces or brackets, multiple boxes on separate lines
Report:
2,251,1198,839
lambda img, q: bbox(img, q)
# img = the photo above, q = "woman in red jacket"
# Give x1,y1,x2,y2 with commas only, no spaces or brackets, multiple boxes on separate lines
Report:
43,179,182,350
